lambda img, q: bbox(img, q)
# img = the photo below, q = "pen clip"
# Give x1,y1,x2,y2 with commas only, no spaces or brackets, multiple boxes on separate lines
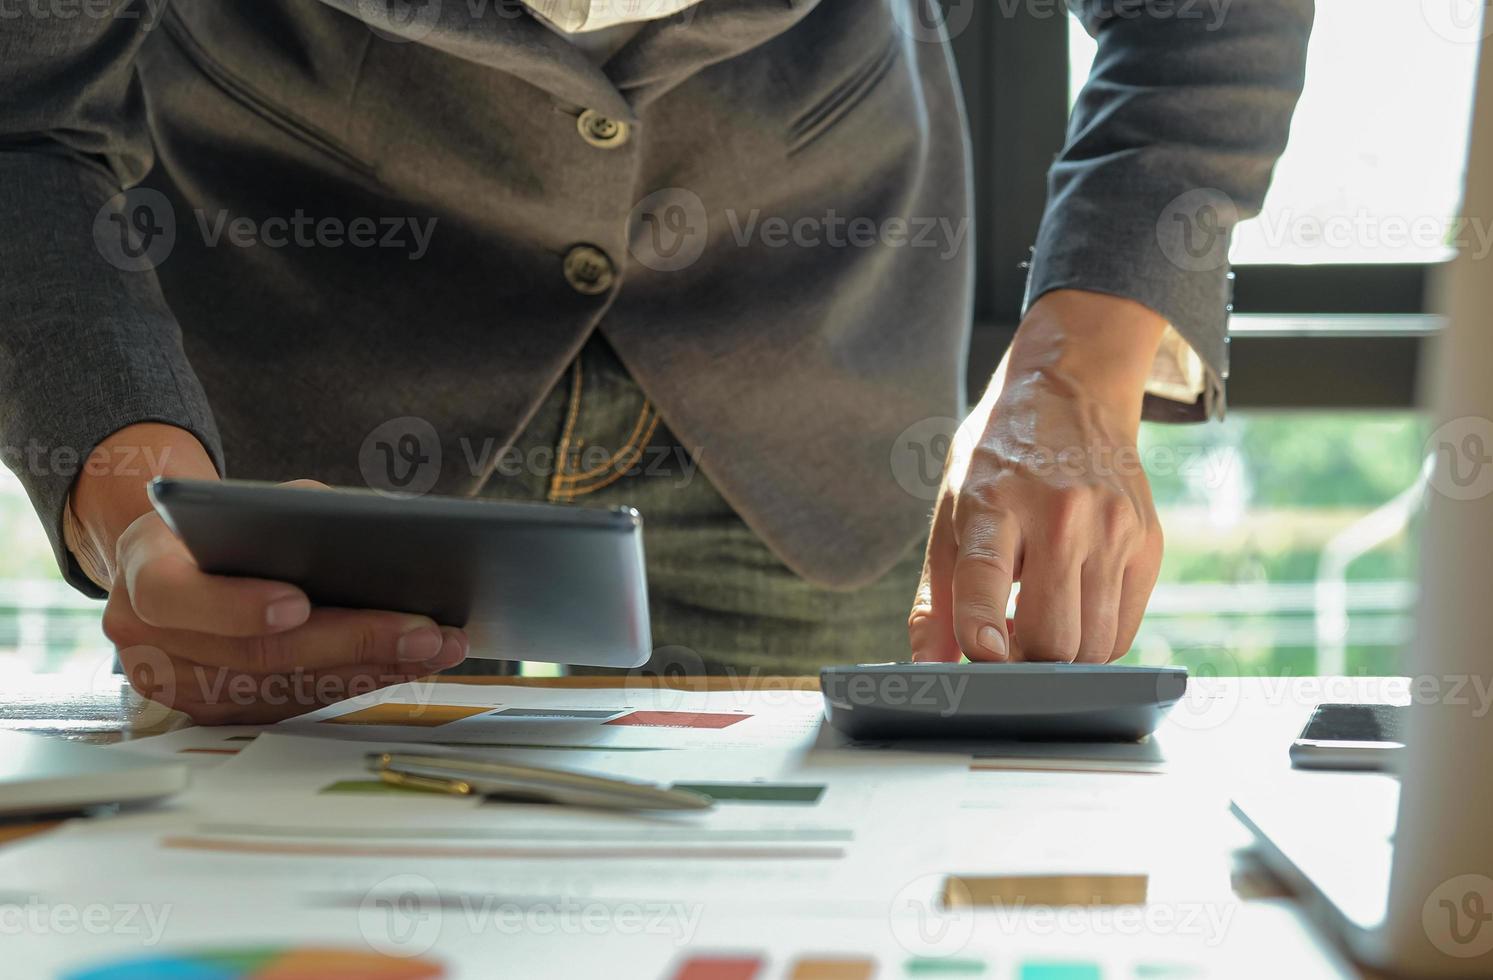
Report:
376,768,475,796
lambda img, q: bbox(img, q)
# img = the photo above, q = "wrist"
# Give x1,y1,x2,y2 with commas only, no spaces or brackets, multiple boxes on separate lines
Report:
69,423,219,582
996,289,1168,422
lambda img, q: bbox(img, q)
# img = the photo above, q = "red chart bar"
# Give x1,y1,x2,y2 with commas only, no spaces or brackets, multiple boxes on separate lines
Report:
667,954,764,980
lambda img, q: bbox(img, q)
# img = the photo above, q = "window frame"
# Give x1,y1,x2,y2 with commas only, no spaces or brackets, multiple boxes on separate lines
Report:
950,5,1444,410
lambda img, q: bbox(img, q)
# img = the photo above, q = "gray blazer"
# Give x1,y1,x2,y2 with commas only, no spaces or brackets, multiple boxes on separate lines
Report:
0,0,1311,596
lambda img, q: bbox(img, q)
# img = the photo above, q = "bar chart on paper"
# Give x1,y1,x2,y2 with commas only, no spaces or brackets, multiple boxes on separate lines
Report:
280,682,826,749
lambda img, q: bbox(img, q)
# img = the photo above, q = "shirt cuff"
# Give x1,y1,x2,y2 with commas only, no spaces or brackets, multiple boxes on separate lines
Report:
1146,324,1207,406
61,493,115,593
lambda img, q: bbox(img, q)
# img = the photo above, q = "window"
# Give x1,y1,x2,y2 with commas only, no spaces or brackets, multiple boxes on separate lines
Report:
0,468,111,681
1056,1,1475,673
1069,2,1482,267
1130,411,1427,676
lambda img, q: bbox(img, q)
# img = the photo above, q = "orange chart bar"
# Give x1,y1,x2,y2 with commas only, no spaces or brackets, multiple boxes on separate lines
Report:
788,957,877,980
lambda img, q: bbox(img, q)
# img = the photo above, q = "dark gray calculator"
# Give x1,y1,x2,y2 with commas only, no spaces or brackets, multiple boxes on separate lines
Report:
820,662,1189,741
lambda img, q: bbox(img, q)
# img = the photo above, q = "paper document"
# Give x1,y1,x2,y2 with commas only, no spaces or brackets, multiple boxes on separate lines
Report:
278,680,826,750
0,682,1361,980
106,725,263,768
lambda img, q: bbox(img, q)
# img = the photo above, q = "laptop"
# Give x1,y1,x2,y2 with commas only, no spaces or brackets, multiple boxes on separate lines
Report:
0,731,188,818
1231,34,1493,977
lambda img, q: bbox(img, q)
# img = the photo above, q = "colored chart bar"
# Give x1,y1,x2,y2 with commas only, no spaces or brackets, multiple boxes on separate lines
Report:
668,954,763,980
491,707,622,720
671,783,825,804
605,710,751,730
787,957,875,979
324,703,490,726
943,874,1148,908
904,958,987,975
1017,961,1102,980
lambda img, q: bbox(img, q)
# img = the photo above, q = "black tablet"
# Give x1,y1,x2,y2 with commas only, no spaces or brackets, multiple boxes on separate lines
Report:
820,662,1189,741
148,478,651,668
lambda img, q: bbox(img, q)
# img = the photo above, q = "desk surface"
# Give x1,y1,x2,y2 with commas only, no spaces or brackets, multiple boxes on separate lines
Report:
1,673,1395,978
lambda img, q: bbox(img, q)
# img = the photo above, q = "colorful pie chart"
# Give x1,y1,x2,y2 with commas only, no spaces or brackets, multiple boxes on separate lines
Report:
62,946,445,980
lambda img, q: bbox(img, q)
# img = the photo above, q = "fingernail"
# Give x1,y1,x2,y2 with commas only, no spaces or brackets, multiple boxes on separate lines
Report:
396,626,443,662
265,595,310,629
425,629,468,670
977,625,1007,660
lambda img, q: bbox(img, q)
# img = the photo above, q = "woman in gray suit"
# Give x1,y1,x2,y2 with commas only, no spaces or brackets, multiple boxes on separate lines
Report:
0,0,1311,720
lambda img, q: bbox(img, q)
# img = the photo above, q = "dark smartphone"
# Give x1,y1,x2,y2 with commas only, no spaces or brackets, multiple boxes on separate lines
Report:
1290,703,1407,772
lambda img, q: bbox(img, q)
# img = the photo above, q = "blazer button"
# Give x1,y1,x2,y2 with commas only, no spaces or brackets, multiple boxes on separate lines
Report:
563,245,615,295
577,109,630,149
